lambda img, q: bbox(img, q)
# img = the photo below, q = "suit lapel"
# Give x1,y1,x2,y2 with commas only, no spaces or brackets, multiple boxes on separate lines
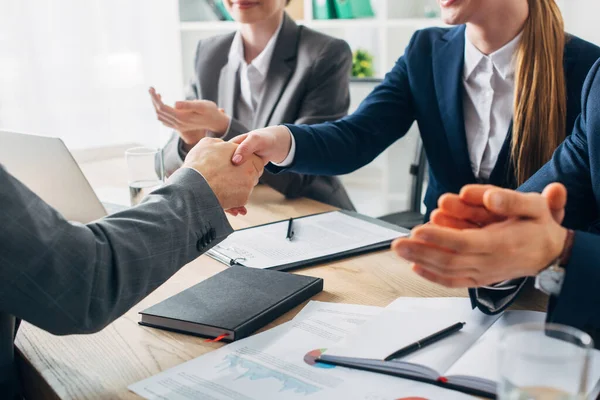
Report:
489,121,516,188
253,13,298,129
218,62,239,119
432,25,476,183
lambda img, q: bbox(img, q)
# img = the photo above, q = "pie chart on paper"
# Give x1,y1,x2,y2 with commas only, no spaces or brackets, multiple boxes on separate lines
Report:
304,349,336,369
396,398,429,400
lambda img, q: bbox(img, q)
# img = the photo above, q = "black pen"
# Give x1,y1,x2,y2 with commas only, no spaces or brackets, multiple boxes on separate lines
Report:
286,218,294,241
384,321,466,361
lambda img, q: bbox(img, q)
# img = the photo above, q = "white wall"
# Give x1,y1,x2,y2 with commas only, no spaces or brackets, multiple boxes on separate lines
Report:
562,0,600,45
0,0,184,150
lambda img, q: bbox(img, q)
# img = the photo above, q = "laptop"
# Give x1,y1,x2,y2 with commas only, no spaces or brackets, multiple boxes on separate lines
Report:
0,130,126,223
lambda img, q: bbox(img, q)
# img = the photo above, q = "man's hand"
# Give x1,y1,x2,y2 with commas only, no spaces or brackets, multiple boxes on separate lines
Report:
149,87,230,151
391,184,569,288
229,126,292,166
182,138,264,212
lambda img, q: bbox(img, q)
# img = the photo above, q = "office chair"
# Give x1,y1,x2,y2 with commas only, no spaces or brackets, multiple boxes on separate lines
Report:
378,139,427,229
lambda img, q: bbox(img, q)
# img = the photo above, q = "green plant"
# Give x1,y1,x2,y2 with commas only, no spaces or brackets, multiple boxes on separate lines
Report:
352,49,374,78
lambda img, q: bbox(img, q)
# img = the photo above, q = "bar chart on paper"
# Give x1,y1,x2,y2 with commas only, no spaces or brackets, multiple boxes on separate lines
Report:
218,354,322,394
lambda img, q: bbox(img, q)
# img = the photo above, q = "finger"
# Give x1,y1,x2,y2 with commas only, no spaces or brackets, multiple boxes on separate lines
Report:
149,87,163,107
156,110,180,127
459,184,500,206
543,182,567,213
157,115,177,129
483,188,547,219
149,92,162,111
231,133,263,165
249,155,266,176
410,224,493,254
229,133,248,145
156,110,178,127
412,265,478,288
392,237,482,270
438,194,502,225
542,183,567,209
175,100,205,111
542,183,567,224
430,209,481,230
226,207,247,216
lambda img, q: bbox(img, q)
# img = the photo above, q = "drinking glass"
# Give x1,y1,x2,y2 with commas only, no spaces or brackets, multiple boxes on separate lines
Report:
125,147,164,206
498,323,593,400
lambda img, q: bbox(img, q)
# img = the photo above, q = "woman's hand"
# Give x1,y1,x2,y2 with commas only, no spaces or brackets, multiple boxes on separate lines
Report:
391,184,569,288
229,126,293,166
149,87,230,151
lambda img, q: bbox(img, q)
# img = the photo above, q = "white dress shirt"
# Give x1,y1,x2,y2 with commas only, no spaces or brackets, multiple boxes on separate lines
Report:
463,32,521,180
276,31,522,179
228,21,283,114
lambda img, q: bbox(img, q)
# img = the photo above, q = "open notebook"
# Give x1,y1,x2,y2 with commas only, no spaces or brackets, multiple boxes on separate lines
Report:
318,308,600,399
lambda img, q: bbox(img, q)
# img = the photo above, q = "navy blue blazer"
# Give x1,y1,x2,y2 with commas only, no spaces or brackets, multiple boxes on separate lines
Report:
271,26,600,220
488,59,600,341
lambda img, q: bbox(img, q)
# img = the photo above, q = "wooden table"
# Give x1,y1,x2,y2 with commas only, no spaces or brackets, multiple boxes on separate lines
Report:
14,158,548,400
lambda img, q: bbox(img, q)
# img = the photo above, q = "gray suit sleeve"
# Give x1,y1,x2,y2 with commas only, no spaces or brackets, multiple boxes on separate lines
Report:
0,166,232,335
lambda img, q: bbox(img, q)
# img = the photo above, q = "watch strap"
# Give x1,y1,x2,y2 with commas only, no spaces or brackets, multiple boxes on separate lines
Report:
559,229,575,266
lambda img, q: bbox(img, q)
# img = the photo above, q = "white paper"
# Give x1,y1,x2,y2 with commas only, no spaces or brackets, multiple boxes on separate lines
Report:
326,305,500,375
207,211,406,269
385,297,473,312
445,311,545,380
129,301,477,400
446,310,600,395
292,300,384,324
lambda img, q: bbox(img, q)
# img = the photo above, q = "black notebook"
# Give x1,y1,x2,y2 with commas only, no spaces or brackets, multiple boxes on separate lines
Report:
139,267,323,341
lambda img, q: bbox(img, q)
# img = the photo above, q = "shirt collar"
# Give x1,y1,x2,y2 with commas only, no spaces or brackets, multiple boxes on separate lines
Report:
228,19,284,77
463,31,523,81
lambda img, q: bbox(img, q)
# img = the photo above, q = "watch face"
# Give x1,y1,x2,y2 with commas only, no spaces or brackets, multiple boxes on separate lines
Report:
538,268,564,295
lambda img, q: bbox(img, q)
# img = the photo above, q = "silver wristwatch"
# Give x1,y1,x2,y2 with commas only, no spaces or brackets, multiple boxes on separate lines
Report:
534,261,566,297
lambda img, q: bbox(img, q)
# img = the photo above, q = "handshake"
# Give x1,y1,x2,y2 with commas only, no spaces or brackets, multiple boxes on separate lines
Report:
182,137,266,215
181,127,296,215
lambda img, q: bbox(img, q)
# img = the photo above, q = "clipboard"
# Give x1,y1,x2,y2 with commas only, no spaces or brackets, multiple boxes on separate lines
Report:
207,210,409,272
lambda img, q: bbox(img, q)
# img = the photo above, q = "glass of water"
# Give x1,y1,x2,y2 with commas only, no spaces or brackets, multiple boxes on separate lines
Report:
498,323,593,400
125,147,164,206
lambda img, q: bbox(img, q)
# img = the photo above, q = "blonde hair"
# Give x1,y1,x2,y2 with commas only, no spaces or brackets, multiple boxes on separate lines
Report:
512,0,566,185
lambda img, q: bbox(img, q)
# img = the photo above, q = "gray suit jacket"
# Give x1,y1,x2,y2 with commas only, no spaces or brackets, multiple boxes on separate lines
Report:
163,14,355,210
0,166,233,398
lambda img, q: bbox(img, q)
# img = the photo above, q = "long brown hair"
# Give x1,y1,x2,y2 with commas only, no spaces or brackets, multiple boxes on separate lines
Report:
512,0,566,185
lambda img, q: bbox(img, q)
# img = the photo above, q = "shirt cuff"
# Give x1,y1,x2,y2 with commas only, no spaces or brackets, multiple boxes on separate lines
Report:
481,279,520,291
208,116,233,139
272,126,296,167
177,137,189,161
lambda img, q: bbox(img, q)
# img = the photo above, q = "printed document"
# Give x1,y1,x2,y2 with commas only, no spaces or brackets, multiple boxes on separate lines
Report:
207,211,405,269
129,301,476,400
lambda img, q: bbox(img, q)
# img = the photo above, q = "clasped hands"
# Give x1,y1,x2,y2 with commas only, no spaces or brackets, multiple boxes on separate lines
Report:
392,183,569,288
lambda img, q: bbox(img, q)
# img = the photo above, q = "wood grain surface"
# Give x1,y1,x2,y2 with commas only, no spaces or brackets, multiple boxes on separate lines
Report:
15,158,548,399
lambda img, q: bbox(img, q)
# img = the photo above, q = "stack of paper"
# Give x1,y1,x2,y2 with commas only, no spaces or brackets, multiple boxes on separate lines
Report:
129,299,479,400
